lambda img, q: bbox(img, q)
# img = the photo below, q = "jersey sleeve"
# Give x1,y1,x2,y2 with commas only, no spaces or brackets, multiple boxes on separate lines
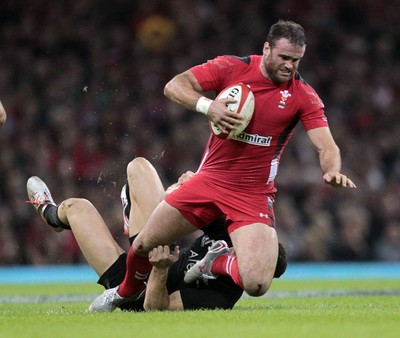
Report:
297,81,329,131
190,55,236,92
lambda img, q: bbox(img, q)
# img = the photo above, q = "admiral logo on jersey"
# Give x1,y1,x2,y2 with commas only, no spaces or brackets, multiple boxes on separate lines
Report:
231,132,272,146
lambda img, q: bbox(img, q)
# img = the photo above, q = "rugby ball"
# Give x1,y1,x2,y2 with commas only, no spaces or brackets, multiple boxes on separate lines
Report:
210,83,255,139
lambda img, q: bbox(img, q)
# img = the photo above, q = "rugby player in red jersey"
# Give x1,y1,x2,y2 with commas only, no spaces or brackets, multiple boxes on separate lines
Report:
89,20,356,312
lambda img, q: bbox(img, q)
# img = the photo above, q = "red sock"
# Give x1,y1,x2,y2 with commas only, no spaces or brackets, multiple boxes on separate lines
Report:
211,254,243,289
118,247,152,298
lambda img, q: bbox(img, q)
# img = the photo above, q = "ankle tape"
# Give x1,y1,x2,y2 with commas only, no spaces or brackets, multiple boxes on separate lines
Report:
43,205,71,230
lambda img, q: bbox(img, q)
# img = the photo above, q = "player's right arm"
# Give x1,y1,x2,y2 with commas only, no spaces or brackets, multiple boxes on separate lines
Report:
0,100,7,126
164,70,204,111
164,70,241,134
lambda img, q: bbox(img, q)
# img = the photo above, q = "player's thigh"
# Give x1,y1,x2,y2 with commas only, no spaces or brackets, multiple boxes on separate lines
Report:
127,157,165,229
126,157,164,201
134,200,199,253
230,223,278,296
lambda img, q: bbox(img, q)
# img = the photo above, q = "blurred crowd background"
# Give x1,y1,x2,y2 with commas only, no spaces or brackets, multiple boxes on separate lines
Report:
0,0,399,265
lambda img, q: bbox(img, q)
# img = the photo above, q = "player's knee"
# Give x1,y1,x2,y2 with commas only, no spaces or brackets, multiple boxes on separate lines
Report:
243,279,270,297
127,157,151,180
59,198,92,214
131,236,152,257
242,272,274,297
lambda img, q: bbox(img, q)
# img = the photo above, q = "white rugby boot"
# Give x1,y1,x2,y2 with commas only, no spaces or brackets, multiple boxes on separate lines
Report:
26,176,62,232
88,285,146,313
184,240,229,284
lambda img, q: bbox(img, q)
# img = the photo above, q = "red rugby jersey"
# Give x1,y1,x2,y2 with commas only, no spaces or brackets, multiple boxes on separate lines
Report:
191,55,328,193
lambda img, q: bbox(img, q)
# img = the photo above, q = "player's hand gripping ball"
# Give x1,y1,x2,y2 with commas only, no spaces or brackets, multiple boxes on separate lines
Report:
210,83,255,139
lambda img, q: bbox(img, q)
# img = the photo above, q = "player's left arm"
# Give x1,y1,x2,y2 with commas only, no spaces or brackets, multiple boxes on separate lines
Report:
307,126,356,188
143,245,183,311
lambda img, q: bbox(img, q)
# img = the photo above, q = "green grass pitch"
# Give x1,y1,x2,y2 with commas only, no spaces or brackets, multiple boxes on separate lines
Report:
0,279,399,338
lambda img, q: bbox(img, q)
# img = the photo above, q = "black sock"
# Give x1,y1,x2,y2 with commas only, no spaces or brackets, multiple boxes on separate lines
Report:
98,252,145,312
97,253,127,289
43,205,71,230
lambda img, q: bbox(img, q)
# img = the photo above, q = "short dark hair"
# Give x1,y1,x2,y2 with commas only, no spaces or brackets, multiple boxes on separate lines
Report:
266,20,306,48
273,242,287,278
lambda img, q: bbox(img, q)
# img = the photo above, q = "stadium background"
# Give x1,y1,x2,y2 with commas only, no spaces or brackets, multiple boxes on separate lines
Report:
0,0,399,266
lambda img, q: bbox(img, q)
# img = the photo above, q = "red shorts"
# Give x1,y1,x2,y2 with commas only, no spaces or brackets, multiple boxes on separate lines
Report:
164,172,275,234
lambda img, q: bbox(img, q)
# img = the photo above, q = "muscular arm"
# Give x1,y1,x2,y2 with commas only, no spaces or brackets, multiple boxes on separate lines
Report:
143,245,183,311
0,100,6,126
307,127,356,188
164,70,204,111
164,70,243,133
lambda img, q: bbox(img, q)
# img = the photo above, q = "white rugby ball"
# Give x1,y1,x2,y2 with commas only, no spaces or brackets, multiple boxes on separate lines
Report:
210,83,255,139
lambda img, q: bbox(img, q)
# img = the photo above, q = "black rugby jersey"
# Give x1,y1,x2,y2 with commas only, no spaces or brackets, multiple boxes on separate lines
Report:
118,217,242,311
166,234,243,310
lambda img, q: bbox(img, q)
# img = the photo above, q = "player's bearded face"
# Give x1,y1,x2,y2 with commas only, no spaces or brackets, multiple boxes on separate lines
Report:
262,39,305,84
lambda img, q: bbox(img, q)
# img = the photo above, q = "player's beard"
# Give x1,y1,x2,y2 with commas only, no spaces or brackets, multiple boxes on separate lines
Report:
262,53,293,84
265,62,293,84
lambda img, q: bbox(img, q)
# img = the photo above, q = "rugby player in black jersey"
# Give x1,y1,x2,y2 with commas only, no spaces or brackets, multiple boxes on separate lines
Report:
27,157,287,311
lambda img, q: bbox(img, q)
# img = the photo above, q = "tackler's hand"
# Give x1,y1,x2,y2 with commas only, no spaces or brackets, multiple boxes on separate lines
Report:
149,245,180,269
